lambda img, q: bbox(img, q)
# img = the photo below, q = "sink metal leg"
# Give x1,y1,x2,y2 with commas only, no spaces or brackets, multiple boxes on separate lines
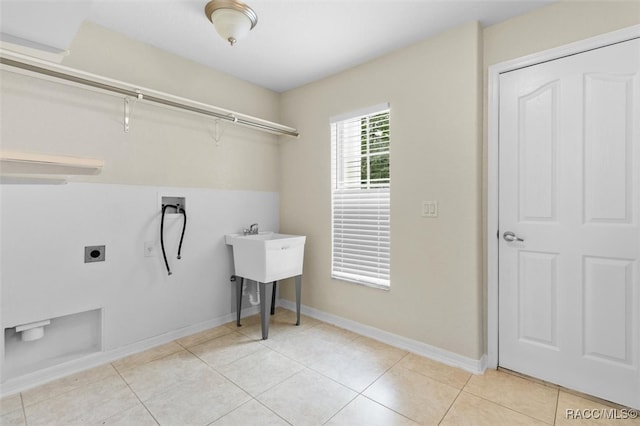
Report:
259,281,274,339
295,275,302,326
236,277,244,327
271,281,277,315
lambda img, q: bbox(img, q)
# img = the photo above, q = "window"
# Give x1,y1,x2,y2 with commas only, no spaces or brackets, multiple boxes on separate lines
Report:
331,103,390,288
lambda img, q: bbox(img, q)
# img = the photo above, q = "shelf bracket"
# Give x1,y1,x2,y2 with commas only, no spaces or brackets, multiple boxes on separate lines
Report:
212,114,237,146
123,90,143,133
124,97,130,133
213,120,225,146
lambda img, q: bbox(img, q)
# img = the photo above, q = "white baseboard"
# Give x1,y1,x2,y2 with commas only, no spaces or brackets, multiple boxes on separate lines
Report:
279,299,487,375
1,300,488,397
0,305,260,397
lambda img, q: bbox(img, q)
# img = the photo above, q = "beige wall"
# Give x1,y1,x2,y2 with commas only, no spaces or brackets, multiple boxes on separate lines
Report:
1,22,282,191
480,1,640,352
278,1,640,361
483,1,640,68
279,22,484,359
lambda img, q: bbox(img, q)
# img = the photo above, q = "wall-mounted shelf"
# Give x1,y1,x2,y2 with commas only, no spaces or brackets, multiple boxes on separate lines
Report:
0,150,103,183
0,35,69,64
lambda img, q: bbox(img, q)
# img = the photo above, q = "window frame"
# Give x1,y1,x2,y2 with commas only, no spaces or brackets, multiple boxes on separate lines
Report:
330,103,391,290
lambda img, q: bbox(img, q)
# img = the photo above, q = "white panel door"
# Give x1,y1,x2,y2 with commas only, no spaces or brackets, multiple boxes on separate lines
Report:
499,38,640,409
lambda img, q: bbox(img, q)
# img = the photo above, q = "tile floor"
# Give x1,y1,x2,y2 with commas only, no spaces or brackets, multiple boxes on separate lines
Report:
1,308,637,425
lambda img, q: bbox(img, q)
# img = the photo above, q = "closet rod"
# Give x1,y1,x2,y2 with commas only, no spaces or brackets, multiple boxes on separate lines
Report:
0,52,299,138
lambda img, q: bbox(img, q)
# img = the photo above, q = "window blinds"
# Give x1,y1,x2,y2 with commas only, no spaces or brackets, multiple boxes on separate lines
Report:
331,104,390,288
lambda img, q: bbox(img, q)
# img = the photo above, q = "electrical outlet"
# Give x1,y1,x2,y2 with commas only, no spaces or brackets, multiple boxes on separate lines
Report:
144,241,156,257
422,201,438,218
85,245,105,263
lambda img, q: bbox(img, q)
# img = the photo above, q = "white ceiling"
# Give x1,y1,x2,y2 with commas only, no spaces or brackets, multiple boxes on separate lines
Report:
0,0,554,92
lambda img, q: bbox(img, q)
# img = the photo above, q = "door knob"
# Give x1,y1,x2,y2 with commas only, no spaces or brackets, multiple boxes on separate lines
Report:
503,231,524,242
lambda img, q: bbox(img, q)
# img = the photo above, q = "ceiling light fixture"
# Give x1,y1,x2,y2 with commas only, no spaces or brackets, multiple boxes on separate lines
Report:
204,0,258,46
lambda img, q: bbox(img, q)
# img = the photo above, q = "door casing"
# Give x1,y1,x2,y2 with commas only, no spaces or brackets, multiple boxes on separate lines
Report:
486,24,640,370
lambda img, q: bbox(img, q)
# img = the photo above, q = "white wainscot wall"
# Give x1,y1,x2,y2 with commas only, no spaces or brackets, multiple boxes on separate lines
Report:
0,182,278,391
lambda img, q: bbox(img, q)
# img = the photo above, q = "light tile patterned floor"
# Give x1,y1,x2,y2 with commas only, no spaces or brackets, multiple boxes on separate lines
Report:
1,308,638,426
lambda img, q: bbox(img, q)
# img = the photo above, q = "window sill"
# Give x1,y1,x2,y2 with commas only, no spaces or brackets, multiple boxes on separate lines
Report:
331,274,390,291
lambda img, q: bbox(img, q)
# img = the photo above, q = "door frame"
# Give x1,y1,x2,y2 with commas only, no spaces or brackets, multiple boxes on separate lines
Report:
487,24,640,369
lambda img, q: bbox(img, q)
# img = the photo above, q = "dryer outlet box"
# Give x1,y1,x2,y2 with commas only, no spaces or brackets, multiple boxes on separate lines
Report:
84,245,105,263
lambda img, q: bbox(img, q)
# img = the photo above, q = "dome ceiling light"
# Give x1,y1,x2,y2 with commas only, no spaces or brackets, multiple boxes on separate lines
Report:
204,0,258,46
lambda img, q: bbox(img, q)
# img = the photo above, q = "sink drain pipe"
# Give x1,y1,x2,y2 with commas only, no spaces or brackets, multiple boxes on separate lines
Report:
247,281,260,306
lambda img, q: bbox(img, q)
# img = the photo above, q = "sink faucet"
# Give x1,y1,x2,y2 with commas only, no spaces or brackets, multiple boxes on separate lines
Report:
243,223,259,235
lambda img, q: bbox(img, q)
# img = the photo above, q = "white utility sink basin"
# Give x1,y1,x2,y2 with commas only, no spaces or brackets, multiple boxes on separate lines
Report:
225,232,306,282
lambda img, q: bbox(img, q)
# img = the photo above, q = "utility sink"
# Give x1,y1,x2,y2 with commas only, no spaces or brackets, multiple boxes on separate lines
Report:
225,232,306,283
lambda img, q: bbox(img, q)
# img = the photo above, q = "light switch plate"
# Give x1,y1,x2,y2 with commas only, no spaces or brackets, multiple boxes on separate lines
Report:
422,201,438,218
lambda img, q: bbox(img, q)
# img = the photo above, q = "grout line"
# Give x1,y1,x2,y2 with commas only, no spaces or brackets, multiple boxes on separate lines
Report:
115,337,263,426
251,368,307,400
437,388,463,425
389,361,466,392
312,347,415,423
253,398,294,425
183,332,264,372
203,398,292,426
256,340,307,364
358,394,418,424
17,365,118,409
305,362,360,393
201,394,253,426
553,390,560,425
112,363,161,426
20,392,28,426
112,344,183,375
358,351,409,396
208,347,305,401
461,390,554,425
322,391,359,425
462,372,472,387
435,373,475,425
174,326,235,350
243,315,430,424
225,320,390,424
